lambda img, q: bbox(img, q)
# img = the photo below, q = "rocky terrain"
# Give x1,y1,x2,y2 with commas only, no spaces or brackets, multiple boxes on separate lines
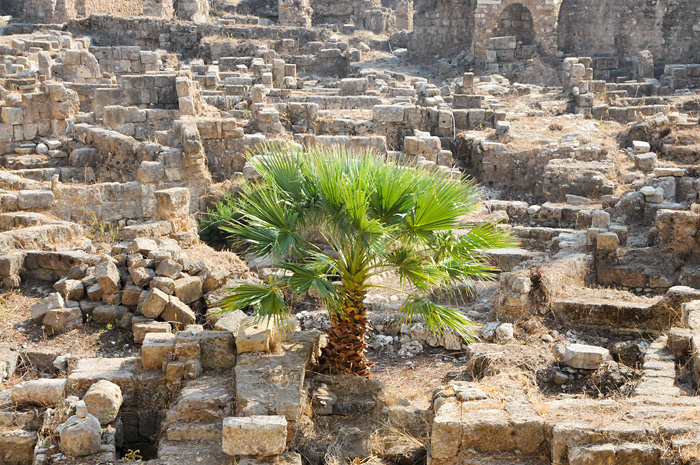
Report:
0,1,700,465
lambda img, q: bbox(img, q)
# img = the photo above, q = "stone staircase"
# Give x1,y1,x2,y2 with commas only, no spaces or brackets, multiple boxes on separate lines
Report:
156,374,235,463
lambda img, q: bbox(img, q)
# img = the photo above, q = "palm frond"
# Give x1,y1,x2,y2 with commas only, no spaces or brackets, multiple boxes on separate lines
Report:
400,295,480,343
219,281,290,326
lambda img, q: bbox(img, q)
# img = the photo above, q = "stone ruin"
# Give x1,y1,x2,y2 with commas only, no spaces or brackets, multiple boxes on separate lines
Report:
0,0,699,464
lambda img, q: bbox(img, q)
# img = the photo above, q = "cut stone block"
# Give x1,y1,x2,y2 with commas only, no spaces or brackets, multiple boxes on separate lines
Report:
95,260,120,295
174,275,202,304
563,344,612,370
161,295,197,327
140,288,170,319
83,380,123,425
11,378,66,406
141,332,175,369
222,415,287,457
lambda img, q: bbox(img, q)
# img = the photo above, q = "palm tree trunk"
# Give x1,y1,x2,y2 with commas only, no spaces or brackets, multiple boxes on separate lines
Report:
323,282,372,377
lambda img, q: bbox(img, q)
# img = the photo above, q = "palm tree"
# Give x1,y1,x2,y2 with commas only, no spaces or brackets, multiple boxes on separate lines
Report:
218,144,515,376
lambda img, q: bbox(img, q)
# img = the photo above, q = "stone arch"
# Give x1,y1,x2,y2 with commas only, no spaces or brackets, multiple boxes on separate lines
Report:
496,3,535,46
472,0,564,65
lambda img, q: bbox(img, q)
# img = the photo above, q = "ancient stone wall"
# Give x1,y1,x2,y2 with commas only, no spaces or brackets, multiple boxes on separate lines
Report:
410,0,475,60
74,0,143,17
558,0,700,66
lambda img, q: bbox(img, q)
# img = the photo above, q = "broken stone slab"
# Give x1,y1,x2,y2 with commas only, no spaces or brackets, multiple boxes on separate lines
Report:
83,380,123,426
563,344,612,370
142,332,175,369
222,415,287,457
31,292,64,323
66,357,139,400
11,378,66,406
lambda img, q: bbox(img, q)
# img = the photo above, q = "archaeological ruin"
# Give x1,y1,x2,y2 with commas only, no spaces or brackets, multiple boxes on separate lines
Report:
0,0,700,463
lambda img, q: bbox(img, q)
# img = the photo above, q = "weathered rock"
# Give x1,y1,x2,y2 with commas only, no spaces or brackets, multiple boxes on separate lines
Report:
59,404,102,457
31,292,64,323
156,259,183,279
43,307,83,333
82,380,123,426
213,309,247,336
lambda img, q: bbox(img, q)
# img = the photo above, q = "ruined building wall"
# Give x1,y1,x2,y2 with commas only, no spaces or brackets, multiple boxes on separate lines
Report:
74,0,143,17
408,0,700,66
558,0,700,65
410,0,476,59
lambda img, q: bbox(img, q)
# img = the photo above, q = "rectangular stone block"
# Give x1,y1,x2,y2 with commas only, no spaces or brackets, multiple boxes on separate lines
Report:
222,415,287,457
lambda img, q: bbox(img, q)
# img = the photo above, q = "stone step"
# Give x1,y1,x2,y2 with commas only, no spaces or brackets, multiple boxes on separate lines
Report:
0,154,57,170
0,170,44,191
0,189,54,212
551,289,662,332
156,439,233,464
0,222,84,252
0,211,56,232
165,375,235,423
165,421,221,442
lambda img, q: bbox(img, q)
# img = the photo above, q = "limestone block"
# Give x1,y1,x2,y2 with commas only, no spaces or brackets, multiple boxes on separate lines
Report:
596,232,619,251
569,444,615,465
151,277,175,295
31,292,64,323
632,140,651,153
142,332,175,369
83,380,123,425
222,415,287,457
634,152,657,171
2,107,23,125
161,296,197,327
133,320,171,345
17,190,54,209
140,288,169,319
54,279,85,301
130,265,155,287
430,401,461,459
44,308,82,333
213,309,247,335
173,275,202,304
156,259,183,278
563,344,612,370
95,260,120,295
155,187,190,218
11,378,66,406
198,330,236,370
128,237,159,256
372,105,405,123
591,210,610,229
236,317,281,353
92,305,129,324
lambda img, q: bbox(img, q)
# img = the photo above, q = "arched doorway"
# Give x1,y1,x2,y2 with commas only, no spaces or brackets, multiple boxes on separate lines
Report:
496,3,534,45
